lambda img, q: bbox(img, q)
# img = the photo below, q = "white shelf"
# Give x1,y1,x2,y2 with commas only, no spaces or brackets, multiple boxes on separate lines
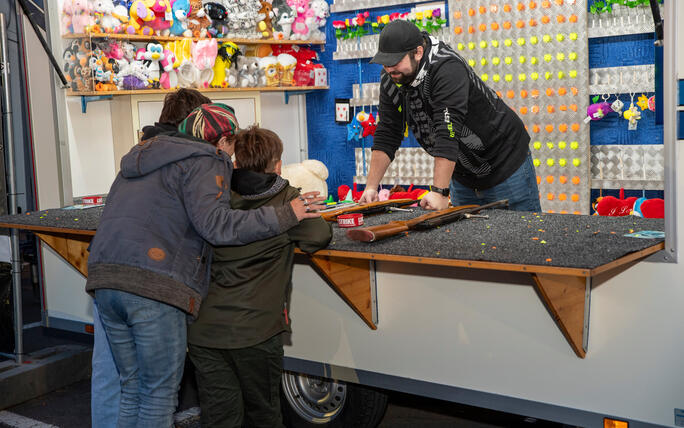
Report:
589,65,655,95
331,0,437,14
588,4,662,38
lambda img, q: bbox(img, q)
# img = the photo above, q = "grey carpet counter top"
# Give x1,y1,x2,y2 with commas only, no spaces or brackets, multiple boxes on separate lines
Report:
0,206,665,270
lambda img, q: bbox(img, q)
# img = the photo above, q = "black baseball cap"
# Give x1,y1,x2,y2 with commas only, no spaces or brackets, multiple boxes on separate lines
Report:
370,20,423,67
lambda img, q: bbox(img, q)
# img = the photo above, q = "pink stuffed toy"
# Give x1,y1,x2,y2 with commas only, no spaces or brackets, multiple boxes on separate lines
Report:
148,0,173,36
62,0,75,34
72,0,94,33
159,49,178,89
593,189,637,217
289,0,313,40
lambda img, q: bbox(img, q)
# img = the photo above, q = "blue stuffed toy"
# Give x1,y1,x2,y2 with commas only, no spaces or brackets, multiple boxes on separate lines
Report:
346,116,363,142
169,0,192,37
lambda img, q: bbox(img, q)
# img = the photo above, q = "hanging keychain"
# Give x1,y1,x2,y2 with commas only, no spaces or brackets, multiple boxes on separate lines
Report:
610,93,624,114
623,92,641,131
636,94,650,110
585,93,613,123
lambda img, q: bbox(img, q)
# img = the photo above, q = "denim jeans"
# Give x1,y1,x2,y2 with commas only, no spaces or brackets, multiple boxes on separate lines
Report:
450,152,541,212
95,289,187,428
92,302,120,428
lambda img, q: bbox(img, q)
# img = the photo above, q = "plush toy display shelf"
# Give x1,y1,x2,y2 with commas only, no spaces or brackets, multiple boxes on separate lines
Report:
62,33,326,45
66,86,328,96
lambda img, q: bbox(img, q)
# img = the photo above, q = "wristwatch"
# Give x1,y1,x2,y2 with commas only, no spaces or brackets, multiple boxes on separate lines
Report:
429,185,450,197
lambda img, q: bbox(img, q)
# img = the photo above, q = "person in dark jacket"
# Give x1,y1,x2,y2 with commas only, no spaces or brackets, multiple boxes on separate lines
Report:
359,20,541,212
187,126,332,428
87,104,324,428
91,88,211,428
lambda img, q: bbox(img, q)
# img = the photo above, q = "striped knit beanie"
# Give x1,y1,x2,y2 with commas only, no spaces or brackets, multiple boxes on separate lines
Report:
178,103,239,144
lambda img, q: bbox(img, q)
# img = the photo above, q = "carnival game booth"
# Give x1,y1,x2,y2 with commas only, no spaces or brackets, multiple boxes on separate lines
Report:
2,0,681,426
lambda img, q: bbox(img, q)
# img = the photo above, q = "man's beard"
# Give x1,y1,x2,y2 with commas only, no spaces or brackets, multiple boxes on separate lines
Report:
389,55,419,85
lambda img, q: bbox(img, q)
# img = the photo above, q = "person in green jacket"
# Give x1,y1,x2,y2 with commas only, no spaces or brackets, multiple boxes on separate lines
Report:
187,125,333,428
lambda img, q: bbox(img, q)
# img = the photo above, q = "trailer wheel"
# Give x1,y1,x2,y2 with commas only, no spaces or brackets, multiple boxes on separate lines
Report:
281,371,388,428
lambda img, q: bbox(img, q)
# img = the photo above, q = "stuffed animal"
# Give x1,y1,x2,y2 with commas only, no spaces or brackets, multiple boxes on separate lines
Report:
388,184,428,201
168,0,192,36
89,0,121,33
72,0,94,33
159,49,178,89
593,189,637,216
281,159,329,198
361,113,377,137
187,0,211,38
62,0,75,34
148,0,173,35
258,56,279,87
272,0,295,40
337,183,362,202
631,197,664,218
126,0,155,35
256,1,275,38
235,56,258,87
289,0,312,40
210,41,240,87
191,39,217,87
205,2,229,37
276,53,297,86
308,0,328,40
136,43,165,87
119,60,150,89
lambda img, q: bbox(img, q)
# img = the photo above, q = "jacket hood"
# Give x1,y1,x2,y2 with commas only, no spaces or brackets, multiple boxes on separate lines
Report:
120,135,227,178
231,169,288,200
140,122,179,141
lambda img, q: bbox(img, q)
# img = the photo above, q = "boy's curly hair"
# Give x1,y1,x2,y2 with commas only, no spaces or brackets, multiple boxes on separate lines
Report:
158,89,212,126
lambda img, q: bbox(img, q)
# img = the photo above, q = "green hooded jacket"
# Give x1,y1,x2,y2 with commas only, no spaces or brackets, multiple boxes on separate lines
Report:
187,168,332,349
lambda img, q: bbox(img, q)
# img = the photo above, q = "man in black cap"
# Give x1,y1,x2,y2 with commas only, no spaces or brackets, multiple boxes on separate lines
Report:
359,20,541,212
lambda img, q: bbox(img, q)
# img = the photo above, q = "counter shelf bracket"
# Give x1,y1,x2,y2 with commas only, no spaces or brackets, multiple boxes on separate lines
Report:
308,255,378,330
284,91,313,105
532,273,591,358
80,95,113,114
369,260,378,326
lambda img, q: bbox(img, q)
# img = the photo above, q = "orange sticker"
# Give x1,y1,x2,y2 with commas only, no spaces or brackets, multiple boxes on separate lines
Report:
516,20,525,28
520,106,529,114
479,5,487,14
496,90,502,97
545,124,554,133
529,1,537,9
547,193,555,200
479,23,487,32
558,87,567,96
559,175,568,184
529,18,538,26
558,123,568,132
557,14,566,23
491,22,500,30
520,89,529,98
454,11,462,19
547,105,555,113
506,90,515,99
569,14,578,23
546,175,554,183
468,25,476,34
503,3,512,12
532,124,541,133
517,2,526,10
560,210,568,214
546,88,555,96
569,104,578,112
559,104,568,111
531,105,540,114
536,175,542,184
571,123,580,132
555,0,563,4
559,193,567,201
571,193,580,202
570,87,578,96
454,26,463,34
531,89,540,98
468,8,476,16
572,176,580,185
503,21,512,29
541,15,550,24
542,0,551,8
573,211,581,215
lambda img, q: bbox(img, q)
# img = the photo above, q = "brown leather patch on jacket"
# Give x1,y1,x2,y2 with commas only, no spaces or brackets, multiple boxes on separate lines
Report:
215,175,225,189
147,247,166,261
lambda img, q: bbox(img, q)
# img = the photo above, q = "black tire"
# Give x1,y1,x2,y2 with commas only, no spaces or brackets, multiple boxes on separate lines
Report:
281,371,388,428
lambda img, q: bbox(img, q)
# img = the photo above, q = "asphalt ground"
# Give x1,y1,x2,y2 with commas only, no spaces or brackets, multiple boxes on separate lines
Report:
0,373,568,428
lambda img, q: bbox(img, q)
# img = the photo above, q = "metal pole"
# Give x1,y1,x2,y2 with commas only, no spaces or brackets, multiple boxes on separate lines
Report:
0,12,24,364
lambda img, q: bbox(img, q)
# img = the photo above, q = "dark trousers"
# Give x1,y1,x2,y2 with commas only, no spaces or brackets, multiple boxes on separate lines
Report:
188,334,285,428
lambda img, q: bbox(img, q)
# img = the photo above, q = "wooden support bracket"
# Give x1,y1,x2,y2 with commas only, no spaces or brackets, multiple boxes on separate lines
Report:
35,233,91,278
309,255,378,330
532,273,590,358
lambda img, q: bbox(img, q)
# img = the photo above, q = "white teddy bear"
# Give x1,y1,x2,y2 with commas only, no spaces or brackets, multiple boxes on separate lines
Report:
281,159,329,198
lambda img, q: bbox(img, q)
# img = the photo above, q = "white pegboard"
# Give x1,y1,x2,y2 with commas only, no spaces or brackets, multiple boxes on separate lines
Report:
355,148,434,185
588,3,662,39
350,82,380,106
331,0,433,13
589,65,655,95
334,27,452,60
590,144,664,190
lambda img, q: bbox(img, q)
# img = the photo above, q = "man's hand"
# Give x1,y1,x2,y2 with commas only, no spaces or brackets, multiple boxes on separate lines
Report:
419,191,450,210
358,189,379,204
290,191,326,221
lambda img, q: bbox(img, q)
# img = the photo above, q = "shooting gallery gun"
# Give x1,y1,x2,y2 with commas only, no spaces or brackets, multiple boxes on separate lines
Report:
346,200,509,242
320,199,418,222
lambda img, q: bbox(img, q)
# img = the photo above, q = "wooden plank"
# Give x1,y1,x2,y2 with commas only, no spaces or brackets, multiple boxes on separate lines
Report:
309,255,376,330
66,86,328,97
62,33,326,45
532,273,587,358
301,249,592,277
35,233,91,277
0,223,96,236
589,242,664,276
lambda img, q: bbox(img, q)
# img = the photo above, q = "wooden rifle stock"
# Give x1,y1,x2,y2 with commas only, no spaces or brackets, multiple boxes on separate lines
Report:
320,199,417,222
346,200,508,242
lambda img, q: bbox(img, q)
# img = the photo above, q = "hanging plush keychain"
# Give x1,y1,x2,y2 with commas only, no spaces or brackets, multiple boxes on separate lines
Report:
636,94,650,111
648,95,656,112
584,94,613,123
623,92,641,130
610,93,624,114
347,115,363,143
361,112,377,137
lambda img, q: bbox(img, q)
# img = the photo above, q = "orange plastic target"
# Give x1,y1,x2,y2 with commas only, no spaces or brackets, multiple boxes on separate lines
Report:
571,123,580,132
559,175,568,184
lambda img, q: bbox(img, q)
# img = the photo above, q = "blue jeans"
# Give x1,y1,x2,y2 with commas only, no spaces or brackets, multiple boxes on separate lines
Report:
92,303,120,428
450,152,541,212
95,289,187,428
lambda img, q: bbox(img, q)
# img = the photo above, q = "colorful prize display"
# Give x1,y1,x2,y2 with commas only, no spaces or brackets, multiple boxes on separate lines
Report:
449,0,589,214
